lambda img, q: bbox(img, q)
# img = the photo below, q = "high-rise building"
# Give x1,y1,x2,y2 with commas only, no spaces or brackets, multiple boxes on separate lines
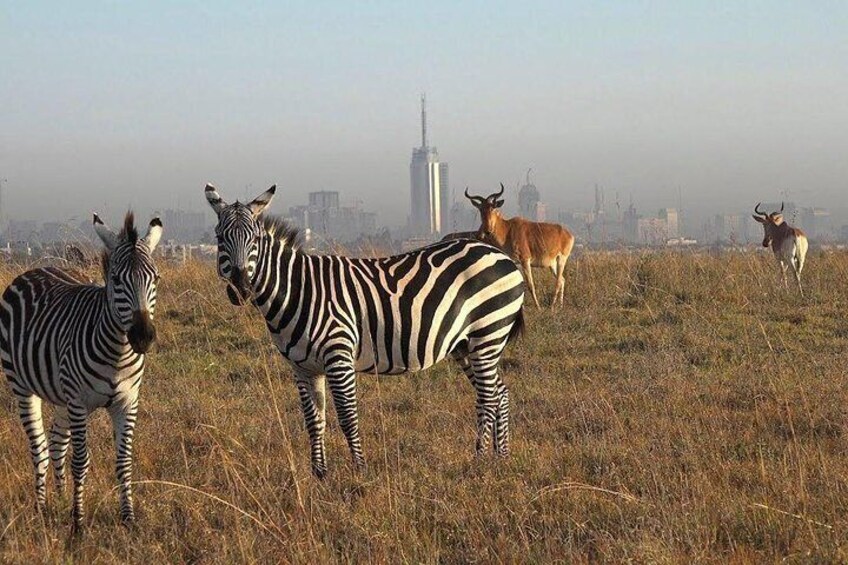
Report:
518,169,540,219
659,208,679,239
409,95,449,237
307,191,340,239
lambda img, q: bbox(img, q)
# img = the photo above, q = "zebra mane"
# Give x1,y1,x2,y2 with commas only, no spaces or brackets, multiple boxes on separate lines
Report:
260,214,301,250
100,211,140,280
119,211,139,244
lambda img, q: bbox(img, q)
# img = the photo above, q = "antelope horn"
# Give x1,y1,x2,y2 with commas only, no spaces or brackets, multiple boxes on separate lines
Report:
464,187,485,205
780,201,784,212
754,202,766,216
487,182,505,202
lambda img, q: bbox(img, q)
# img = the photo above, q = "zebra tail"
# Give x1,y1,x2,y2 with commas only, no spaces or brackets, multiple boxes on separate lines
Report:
507,307,525,345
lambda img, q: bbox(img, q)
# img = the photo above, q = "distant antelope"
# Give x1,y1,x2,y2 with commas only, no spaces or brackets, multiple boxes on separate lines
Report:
466,184,575,308
752,202,808,296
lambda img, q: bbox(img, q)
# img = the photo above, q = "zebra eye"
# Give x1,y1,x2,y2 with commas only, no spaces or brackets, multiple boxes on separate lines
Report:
111,274,121,286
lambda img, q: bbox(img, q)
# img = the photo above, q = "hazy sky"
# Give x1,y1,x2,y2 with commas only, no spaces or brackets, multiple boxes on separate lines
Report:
1,1,846,228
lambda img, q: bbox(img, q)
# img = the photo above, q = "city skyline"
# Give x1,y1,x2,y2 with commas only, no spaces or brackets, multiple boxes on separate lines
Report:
2,3,847,230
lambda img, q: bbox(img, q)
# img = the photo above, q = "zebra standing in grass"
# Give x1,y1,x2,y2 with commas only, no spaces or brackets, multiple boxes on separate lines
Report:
0,212,162,532
205,184,525,477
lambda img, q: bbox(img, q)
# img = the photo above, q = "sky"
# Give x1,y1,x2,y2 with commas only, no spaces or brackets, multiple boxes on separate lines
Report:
1,1,847,229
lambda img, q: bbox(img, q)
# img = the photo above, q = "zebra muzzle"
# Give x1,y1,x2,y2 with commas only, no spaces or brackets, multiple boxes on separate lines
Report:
128,311,157,354
226,268,251,306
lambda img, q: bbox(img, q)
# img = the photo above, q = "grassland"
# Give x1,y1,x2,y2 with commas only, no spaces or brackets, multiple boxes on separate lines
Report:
1,249,847,563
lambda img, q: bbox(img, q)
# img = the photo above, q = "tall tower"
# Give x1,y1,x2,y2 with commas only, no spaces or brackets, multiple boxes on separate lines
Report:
409,95,450,237
518,168,540,220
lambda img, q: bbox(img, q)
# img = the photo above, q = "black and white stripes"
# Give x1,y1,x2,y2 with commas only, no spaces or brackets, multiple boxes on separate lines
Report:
0,212,162,531
206,184,525,477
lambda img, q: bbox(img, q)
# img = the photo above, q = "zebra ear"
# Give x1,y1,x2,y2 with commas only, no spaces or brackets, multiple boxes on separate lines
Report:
92,213,119,251
143,217,164,252
205,183,227,215
248,185,276,216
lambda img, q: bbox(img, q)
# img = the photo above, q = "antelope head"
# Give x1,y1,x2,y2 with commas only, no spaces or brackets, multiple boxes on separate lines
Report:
752,202,786,248
465,183,506,239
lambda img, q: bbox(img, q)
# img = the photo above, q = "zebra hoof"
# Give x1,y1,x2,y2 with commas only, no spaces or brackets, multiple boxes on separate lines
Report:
121,514,136,530
312,465,327,480
69,521,85,539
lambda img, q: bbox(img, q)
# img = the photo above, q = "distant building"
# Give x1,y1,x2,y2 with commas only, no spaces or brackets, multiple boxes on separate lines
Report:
518,170,540,220
286,205,311,231
162,209,207,242
713,214,747,243
450,201,478,232
307,191,340,238
533,202,547,223
409,95,449,237
284,190,380,244
622,201,639,243
637,217,668,245
309,190,340,210
659,208,679,239
799,207,831,239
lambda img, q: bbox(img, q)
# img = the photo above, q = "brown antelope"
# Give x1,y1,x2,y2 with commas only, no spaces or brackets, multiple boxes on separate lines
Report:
752,202,808,296
466,184,575,308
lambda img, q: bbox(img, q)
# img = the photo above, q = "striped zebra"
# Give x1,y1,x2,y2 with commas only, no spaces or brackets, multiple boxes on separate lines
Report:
0,212,163,531
205,184,525,477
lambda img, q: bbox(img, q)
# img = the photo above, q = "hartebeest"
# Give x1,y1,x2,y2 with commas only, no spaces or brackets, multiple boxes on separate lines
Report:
752,202,808,296
466,184,575,308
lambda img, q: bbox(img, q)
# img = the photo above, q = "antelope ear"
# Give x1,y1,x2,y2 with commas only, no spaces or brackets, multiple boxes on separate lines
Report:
143,217,164,252
772,214,784,225
752,215,766,224
248,185,276,216
494,199,505,208
205,183,227,215
93,213,119,251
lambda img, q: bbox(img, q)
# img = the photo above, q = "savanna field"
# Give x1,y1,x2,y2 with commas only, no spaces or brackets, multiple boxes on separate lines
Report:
1,249,847,563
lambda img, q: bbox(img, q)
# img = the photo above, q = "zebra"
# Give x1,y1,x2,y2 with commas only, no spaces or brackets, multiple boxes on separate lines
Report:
205,184,525,478
0,212,163,531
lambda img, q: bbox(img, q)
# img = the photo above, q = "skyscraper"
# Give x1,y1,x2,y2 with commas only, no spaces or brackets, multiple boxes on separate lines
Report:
409,95,449,237
518,168,540,220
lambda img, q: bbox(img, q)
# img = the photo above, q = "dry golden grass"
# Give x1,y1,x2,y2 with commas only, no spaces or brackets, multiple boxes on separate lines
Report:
1,249,848,562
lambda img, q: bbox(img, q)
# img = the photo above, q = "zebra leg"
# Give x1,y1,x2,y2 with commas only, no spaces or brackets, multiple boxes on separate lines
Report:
49,406,71,495
16,393,49,511
108,397,139,524
68,401,91,532
295,372,328,478
326,363,365,471
468,354,505,455
494,386,510,456
455,353,505,452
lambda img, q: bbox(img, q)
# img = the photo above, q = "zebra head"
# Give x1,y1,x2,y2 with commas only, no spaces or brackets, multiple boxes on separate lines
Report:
204,183,276,305
94,212,163,354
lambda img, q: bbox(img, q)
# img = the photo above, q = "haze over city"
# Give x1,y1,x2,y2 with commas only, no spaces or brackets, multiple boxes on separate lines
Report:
2,2,846,232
